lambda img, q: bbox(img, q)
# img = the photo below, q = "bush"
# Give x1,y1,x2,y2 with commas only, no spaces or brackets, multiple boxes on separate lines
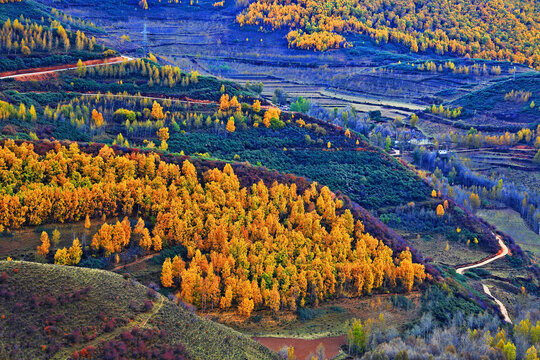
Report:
390,295,413,310
297,307,321,321
250,314,262,323
150,246,187,265
79,257,108,269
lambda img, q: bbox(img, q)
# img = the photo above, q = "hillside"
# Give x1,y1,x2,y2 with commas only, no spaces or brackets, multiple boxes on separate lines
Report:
0,260,278,360
236,0,540,69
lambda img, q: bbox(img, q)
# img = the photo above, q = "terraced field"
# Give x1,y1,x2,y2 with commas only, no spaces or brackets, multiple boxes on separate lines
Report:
49,0,533,121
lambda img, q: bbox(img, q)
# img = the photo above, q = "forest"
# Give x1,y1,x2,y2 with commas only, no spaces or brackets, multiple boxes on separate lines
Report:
236,0,540,68
0,140,426,317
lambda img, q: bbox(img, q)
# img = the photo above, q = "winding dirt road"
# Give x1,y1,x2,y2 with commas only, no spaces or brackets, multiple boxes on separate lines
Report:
0,56,132,80
456,234,512,323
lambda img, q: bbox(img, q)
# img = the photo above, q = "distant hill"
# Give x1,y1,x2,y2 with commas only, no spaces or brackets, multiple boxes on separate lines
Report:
0,260,278,360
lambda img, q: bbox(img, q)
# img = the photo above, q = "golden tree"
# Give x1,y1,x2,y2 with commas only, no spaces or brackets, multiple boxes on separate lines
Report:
68,238,82,265
37,231,50,257
151,101,165,120
436,204,445,217
226,117,236,133
253,100,261,113
161,257,173,287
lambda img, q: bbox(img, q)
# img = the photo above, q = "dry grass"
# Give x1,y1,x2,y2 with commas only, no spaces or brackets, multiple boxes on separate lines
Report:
0,261,277,360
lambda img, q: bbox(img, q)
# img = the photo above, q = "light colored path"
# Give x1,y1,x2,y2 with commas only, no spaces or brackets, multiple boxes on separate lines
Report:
52,296,164,359
456,234,512,323
110,253,156,272
456,236,509,275
482,284,512,323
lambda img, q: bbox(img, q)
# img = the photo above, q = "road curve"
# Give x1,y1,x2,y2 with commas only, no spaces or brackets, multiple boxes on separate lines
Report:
456,235,509,275
456,234,512,323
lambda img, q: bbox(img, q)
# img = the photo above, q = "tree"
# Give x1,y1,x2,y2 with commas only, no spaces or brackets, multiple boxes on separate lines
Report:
21,45,31,55
525,346,538,360
287,347,296,360
161,257,173,287
347,319,367,355
263,107,281,128
290,97,310,113
133,218,145,234
68,238,82,265
220,286,233,309
272,88,288,105
171,255,184,278
436,204,445,217
151,101,165,120
140,228,152,250
157,127,169,151
469,193,481,211
52,229,61,245
84,214,91,229
76,59,86,77
219,94,230,111
396,250,416,292
37,231,50,257
534,149,540,164
385,136,391,152
157,127,169,142
268,284,280,313
29,105,37,122
91,109,104,127
229,96,241,113
253,100,261,113
153,235,162,251
54,248,70,265
502,341,516,360
238,297,254,317
226,117,236,133
0,141,426,315
410,113,419,127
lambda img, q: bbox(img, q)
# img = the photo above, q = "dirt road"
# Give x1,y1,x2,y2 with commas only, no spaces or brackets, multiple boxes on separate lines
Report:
0,56,132,80
456,234,512,323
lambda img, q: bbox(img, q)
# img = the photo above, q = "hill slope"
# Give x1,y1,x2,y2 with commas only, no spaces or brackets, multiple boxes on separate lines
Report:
0,260,278,360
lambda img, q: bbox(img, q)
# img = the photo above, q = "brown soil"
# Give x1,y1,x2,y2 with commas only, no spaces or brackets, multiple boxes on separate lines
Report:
15,72,58,82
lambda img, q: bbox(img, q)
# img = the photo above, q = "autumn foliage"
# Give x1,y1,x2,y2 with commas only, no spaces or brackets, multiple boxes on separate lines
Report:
0,140,425,316
237,0,540,68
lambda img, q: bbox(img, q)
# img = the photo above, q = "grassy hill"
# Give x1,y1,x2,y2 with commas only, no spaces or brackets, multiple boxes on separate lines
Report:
0,260,278,360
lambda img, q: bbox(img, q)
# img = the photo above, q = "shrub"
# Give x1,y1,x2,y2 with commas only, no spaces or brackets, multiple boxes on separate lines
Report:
390,295,414,310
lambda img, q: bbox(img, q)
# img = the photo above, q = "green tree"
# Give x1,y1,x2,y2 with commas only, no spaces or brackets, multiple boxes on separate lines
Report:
347,319,368,355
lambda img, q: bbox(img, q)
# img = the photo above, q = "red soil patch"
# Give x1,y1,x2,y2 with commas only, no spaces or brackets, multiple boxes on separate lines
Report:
15,72,58,82
511,145,534,150
253,335,346,360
